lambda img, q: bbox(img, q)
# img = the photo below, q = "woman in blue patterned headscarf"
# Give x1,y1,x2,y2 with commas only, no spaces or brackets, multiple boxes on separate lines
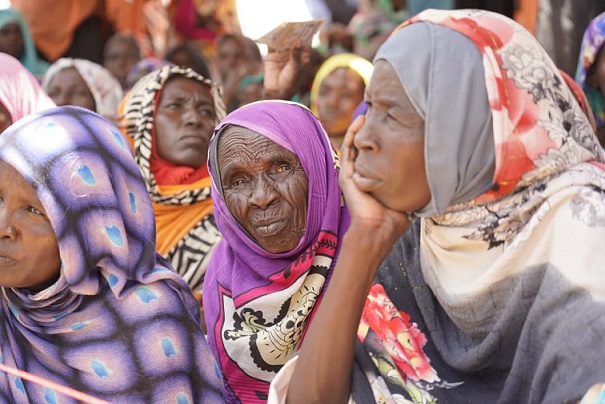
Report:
0,106,224,403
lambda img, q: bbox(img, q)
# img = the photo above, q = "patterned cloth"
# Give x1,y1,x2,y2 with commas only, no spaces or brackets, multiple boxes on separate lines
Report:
0,53,55,128
0,8,49,78
204,100,350,403
41,58,123,119
119,65,225,294
0,106,224,403
575,11,605,130
350,9,605,403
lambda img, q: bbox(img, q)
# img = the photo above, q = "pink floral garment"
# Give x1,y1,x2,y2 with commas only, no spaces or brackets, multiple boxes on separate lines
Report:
356,9,605,404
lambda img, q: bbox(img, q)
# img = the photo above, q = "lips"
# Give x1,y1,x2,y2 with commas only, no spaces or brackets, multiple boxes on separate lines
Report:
0,253,17,266
353,162,382,191
252,219,287,237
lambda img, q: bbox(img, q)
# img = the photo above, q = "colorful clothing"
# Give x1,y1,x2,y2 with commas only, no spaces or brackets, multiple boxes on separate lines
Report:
120,65,225,295
352,9,605,403
204,100,350,403
0,8,49,78
41,58,124,119
0,106,224,403
0,53,55,128
575,11,605,130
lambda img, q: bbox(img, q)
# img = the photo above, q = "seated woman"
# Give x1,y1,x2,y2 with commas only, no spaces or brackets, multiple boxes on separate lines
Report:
203,100,351,402
0,106,223,402
275,9,605,403
42,58,123,122
0,53,55,133
576,11,605,147
310,53,373,149
120,65,225,311
0,8,49,78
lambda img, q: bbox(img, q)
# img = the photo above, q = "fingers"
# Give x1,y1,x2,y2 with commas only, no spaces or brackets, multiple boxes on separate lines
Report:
341,115,365,162
340,115,365,181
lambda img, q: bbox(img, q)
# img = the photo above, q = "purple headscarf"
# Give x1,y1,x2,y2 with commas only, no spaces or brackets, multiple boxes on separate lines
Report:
575,11,605,128
0,106,223,403
203,100,350,403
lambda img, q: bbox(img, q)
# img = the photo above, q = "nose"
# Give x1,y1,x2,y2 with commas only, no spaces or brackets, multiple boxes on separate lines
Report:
52,92,70,107
0,209,16,240
353,118,378,151
248,177,279,210
182,104,204,128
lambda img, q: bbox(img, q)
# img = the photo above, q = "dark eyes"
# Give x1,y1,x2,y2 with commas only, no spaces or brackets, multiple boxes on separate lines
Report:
226,163,294,188
26,206,43,216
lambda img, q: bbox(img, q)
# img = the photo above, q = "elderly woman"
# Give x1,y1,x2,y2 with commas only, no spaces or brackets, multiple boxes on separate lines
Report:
203,100,350,402
0,106,223,402
120,65,225,309
272,9,605,403
0,8,49,78
0,53,55,133
576,11,605,147
42,58,123,121
310,53,373,149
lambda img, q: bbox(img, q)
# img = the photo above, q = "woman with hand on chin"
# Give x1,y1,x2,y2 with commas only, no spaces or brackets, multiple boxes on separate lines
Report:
272,9,605,404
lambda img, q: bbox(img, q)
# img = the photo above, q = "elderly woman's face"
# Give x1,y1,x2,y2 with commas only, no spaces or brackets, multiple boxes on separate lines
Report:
0,161,60,291
316,67,365,140
218,127,309,253
154,76,215,168
353,60,431,213
46,67,96,112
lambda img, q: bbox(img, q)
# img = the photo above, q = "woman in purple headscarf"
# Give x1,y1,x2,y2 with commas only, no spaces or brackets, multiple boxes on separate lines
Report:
0,106,224,403
203,100,350,403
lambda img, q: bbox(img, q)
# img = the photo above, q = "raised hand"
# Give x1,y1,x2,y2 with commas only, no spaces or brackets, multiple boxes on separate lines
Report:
263,41,311,100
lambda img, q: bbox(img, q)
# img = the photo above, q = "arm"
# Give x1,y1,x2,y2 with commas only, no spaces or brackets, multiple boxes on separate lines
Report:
285,116,410,403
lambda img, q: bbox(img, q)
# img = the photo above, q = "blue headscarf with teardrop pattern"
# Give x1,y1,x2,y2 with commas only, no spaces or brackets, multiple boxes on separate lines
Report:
0,106,224,403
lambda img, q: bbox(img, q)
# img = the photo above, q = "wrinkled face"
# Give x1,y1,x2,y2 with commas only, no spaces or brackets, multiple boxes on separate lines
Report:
0,22,23,59
0,102,11,133
218,127,309,253
46,67,97,112
154,76,215,168
103,39,140,88
353,60,431,213
0,161,61,291
316,67,365,139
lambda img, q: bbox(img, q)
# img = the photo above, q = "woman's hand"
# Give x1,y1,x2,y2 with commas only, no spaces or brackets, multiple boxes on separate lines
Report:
264,41,311,100
339,115,410,253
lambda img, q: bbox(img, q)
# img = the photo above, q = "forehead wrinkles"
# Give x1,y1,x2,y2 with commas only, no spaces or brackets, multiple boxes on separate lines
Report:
218,129,283,166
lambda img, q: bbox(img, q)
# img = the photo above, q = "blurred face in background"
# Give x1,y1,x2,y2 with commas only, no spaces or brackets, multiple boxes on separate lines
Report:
45,67,96,112
104,36,141,89
0,22,24,59
316,67,365,140
0,102,11,133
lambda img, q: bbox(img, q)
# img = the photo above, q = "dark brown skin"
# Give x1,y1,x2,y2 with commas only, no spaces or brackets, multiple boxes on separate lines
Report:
154,76,215,168
285,60,431,404
0,161,61,292
218,126,309,253
264,40,312,101
0,22,23,59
